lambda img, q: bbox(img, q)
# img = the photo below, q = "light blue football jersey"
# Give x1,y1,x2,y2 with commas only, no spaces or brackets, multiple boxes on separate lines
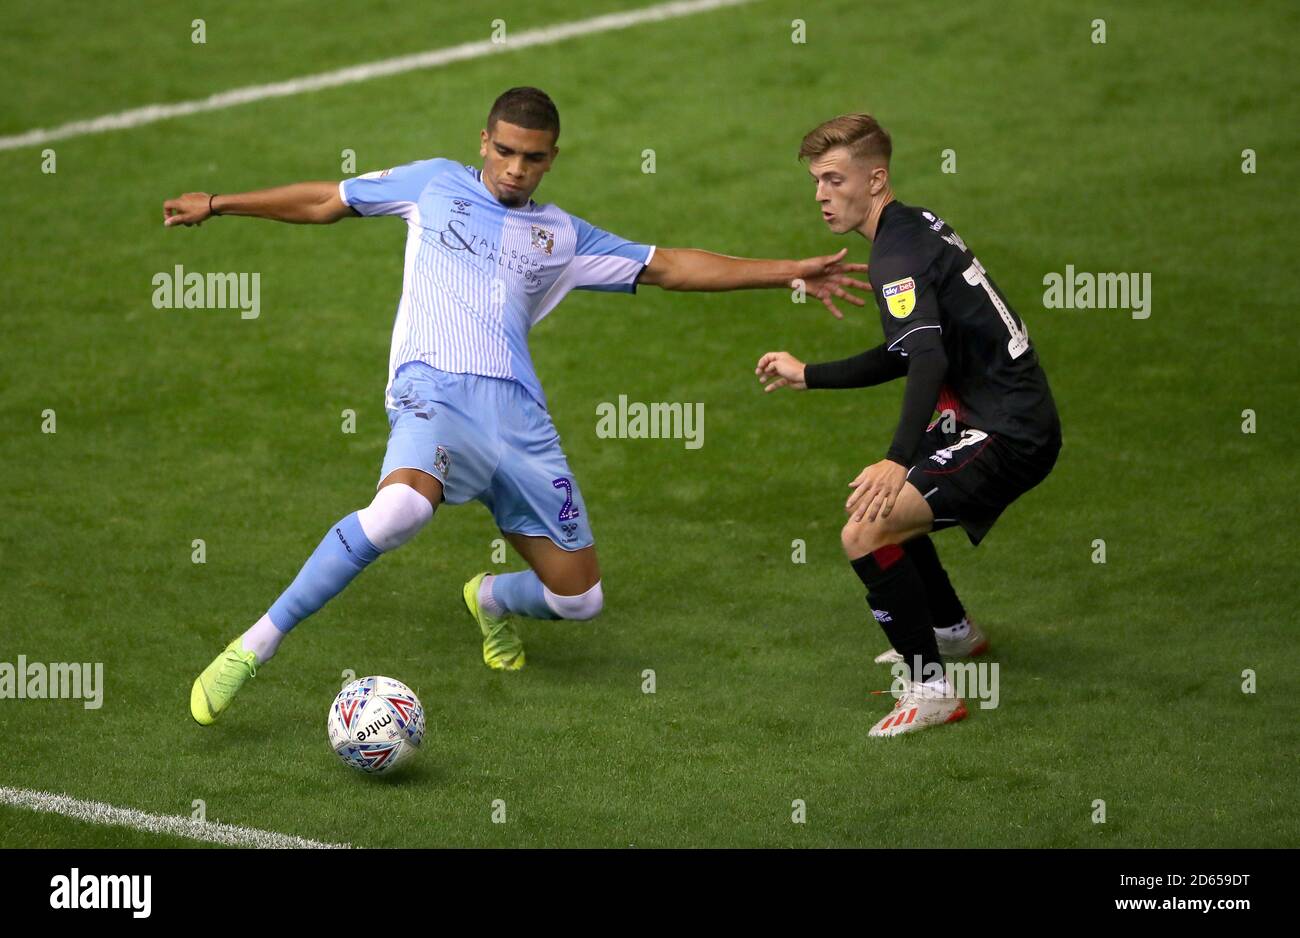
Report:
339,159,655,409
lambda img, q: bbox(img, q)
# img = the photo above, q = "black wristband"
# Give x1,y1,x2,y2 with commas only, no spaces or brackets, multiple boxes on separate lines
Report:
209,194,220,217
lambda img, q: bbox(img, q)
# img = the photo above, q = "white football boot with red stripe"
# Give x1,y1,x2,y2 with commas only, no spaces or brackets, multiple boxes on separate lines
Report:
874,618,989,665
868,678,968,737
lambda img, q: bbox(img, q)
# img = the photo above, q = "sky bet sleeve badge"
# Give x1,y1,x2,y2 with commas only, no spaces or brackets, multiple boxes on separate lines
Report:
882,277,917,318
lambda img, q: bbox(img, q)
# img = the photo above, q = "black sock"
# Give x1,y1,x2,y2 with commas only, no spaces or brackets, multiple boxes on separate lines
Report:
850,547,943,684
903,535,966,630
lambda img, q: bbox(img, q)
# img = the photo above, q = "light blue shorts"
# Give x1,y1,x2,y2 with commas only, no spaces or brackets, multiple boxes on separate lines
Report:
378,362,593,550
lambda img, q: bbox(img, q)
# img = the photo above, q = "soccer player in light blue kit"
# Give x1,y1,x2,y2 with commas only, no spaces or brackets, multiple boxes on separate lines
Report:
166,88,870,724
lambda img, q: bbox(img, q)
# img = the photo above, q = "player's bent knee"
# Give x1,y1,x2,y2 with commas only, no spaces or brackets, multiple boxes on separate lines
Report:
841,519,892,559
356,482,433,551
543,580,604,621
840,520,873,557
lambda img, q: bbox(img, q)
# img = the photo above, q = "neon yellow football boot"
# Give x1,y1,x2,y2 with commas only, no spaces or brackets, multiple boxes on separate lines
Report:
190,638,258,725
463,572,525,671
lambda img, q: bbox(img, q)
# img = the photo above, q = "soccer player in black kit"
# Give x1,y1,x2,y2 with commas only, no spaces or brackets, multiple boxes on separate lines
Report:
757,114,1061,737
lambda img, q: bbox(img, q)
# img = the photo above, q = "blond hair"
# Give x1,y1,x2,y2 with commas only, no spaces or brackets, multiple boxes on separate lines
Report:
798,114,892,166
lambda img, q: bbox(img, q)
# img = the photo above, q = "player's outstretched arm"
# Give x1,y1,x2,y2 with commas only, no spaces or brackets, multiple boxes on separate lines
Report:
640,246,871,319
808,344,908,389
756,345,908,393
163,182,357,227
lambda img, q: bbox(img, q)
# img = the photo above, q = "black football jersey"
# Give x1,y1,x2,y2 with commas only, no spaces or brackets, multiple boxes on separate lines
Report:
870,200,1059,451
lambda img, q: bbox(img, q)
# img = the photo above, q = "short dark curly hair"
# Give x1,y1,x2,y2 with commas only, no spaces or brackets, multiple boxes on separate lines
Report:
487,87,560,141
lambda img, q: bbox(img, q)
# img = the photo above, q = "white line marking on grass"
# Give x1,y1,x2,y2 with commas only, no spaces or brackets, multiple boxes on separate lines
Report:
0,0,756,152
0,787,351,849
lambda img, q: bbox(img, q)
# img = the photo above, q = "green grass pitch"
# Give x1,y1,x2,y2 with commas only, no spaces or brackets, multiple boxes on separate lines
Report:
1,0,1297,848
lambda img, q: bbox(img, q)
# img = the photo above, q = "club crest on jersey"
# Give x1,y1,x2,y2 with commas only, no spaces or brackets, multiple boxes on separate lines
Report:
434,445,451,478
882,277,917,319
531,225,555,255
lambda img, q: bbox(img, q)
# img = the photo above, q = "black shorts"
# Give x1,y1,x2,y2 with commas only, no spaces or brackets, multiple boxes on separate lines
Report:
905,421,1060,545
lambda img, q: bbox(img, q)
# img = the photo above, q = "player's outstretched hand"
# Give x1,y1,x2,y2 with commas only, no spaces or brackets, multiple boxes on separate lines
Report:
755,351,808,393
846,459,907,523
790,247,872,320
163,192,214,227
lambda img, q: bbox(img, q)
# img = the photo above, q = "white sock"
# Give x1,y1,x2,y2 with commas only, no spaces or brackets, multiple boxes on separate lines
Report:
478,575,505,617
240,614,285,664
934,617,970,641
919,673,954,696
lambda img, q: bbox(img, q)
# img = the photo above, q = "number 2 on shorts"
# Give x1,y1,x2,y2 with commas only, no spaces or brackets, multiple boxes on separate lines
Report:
552,477,580,522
